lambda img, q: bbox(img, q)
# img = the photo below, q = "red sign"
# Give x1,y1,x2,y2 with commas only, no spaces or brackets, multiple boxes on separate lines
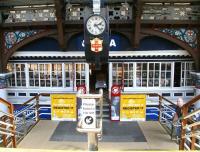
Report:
111,85,121,121
111,85,121,96
77,85,86,94
90,38,103,53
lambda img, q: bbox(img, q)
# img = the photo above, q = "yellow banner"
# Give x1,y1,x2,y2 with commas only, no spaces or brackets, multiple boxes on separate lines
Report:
51,94,76,121
120,94,146,121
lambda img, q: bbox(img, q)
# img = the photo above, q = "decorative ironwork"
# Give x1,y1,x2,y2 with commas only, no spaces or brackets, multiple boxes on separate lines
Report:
157,28,198,49
142,4,200,21
5,8,56,23
4,30,42,50
66,6,85,20
66,5,132,20
108,4,132,20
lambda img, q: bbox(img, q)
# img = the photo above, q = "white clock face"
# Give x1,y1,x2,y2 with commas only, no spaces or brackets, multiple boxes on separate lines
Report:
86,15,106,35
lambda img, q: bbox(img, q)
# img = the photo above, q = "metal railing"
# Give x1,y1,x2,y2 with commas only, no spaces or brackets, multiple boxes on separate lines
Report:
0,93,76,148
146,93,177,138
1,92,199,150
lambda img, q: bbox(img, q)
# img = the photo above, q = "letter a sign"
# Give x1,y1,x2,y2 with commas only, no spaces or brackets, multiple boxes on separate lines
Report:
90,38,103,53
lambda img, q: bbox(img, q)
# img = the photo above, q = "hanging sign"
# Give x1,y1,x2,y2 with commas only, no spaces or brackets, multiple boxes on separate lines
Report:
82,99,96,129
120,94,146,121
51,94,76,121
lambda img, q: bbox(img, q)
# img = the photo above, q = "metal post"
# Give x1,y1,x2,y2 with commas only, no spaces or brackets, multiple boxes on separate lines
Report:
158,96,162,123
35,95,40,122
76,89,103,151
88,132,98,151
22,112,27,136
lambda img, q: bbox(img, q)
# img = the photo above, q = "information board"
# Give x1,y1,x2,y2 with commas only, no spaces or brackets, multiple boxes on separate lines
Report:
82,99,96,129
51,94,76,121
120,94,146,121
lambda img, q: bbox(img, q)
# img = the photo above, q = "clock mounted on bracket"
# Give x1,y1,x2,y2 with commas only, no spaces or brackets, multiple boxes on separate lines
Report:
86,15,106,36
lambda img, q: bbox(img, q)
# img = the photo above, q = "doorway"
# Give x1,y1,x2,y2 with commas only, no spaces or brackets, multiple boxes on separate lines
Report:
89,63,108,93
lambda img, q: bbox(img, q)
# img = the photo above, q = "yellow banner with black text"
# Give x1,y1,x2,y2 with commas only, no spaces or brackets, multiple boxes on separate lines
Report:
51,94,76,121
120,94,146,121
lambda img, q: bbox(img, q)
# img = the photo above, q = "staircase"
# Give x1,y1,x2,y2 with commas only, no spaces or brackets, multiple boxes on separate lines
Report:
96,89,110,120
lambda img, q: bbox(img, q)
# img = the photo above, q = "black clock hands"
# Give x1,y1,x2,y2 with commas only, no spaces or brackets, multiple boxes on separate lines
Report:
94,23,102,31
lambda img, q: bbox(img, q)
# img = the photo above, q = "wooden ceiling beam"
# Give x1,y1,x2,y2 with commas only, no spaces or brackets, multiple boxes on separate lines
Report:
133,1,143,48
54,0,66,50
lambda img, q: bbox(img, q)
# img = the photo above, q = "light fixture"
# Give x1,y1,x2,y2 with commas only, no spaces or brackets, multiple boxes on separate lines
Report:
121,1,129,16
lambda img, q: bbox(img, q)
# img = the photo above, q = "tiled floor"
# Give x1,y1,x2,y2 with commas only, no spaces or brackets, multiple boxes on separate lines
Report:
18,120,178,151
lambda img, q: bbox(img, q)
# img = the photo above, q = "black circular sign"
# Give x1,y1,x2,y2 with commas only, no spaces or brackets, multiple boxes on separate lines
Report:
84,116,93,125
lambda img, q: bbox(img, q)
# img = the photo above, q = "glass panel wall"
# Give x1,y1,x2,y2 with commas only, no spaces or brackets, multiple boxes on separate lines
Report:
181,62,195,86
7,63,86,88
112,61,194,88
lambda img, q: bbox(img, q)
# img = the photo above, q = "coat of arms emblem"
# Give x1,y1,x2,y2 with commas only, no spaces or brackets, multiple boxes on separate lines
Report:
90,38,103,52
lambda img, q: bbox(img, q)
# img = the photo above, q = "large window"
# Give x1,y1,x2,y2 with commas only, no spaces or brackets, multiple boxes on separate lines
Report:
137,63,162,87
75,63,86,86
52,64,62,87
124,63,134,87
7,64,26,87
112,62,174,88
112,63,123,85
160,63,171,87
29,64,39,87
136,63,147,87
65,64,73,87
181,62,194,86
149,63,160,87
16,64,26,87
7,63,86,88
7,64,15,87
39,64,51,87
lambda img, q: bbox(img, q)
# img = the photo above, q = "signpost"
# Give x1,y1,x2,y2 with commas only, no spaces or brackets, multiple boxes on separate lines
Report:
76,89,103,151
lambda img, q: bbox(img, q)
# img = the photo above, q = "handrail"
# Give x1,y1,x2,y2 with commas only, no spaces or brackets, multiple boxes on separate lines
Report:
0,109,14,118
14,93,50,112
179,94,200,150
0,98,16,148
182,94,200,108
147,93,176,106
183,109,200,120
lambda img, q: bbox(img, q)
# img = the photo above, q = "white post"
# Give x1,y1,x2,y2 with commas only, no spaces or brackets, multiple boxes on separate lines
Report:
93,0,101,15
85,63,90,94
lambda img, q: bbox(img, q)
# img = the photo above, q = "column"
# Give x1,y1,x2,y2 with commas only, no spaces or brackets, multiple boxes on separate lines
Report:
0,26,8,100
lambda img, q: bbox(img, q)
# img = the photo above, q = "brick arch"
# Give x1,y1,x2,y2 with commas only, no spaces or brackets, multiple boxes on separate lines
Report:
4,30,57,69
140,28,199,71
